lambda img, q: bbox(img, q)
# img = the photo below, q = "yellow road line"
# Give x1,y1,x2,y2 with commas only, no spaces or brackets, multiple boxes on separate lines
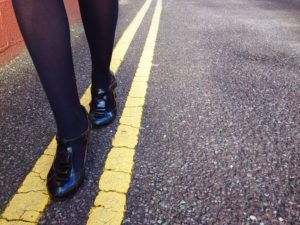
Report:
0,0,152,224
86,0,162,224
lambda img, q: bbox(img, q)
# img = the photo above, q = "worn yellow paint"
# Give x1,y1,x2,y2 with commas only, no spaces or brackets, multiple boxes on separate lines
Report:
124,96,145,107
94,192,126,211
119,113,142,128
105,148,135,173
20,211,40,223
122,107,144,119
88,192,126,225
87,0,162,224
88,208,124,225
0,220,33,225
1,192,48,221
99,171,131,193
0,0,152,223
112,125,139,149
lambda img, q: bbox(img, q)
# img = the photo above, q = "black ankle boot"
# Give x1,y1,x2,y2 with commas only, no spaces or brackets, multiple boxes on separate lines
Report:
89,74,117,128
47,106,90,201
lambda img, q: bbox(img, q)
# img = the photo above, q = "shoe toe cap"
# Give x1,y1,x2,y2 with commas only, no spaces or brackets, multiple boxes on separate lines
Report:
91,110,117,127
47,172,84,200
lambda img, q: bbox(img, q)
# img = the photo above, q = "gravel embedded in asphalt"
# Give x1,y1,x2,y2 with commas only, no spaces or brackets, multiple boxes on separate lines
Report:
124,0,299,224
0,0,299,224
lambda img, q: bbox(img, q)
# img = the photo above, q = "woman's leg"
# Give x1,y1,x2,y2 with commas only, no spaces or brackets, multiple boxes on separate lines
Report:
78,0,119,89
12,0,87,139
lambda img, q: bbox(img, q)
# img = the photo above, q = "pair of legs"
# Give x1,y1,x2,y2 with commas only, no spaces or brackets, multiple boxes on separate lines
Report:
12,0,118,139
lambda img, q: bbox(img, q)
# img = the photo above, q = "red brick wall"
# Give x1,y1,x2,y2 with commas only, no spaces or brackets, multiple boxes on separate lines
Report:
0,0,81,66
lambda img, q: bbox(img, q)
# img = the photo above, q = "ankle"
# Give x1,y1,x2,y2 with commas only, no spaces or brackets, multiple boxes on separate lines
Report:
91,71,112,90
57,106,89,139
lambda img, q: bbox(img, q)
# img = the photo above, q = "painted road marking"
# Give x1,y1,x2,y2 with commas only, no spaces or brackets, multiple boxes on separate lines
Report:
0,0,152,224
86,0,162,224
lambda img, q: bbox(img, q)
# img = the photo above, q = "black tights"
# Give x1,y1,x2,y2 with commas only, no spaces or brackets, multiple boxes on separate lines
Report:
12,0,118,139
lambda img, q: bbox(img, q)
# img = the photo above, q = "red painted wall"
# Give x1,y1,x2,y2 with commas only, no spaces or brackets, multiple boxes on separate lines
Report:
0,0,81,66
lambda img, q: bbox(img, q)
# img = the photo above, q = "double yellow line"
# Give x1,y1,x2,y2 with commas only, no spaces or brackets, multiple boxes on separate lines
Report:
0,0,162,224
87,0,162,224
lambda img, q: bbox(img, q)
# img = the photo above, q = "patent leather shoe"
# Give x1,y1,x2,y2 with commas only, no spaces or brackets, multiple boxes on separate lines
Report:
89,74,117,128
47,107,90,201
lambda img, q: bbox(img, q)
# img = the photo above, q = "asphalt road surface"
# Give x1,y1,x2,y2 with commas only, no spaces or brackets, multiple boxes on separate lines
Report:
0,0,299,224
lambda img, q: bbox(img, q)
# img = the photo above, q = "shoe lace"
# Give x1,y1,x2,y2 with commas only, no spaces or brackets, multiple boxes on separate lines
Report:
55,146,72,182
91,76,117,118
93,92,107,117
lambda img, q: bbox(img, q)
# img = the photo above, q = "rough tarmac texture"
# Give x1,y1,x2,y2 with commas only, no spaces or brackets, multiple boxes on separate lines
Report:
124,0,299,224
0,0,299,224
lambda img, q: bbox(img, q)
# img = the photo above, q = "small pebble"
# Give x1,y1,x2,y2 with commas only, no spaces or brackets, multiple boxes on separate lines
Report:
178,200,186,210
249,215,257,221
